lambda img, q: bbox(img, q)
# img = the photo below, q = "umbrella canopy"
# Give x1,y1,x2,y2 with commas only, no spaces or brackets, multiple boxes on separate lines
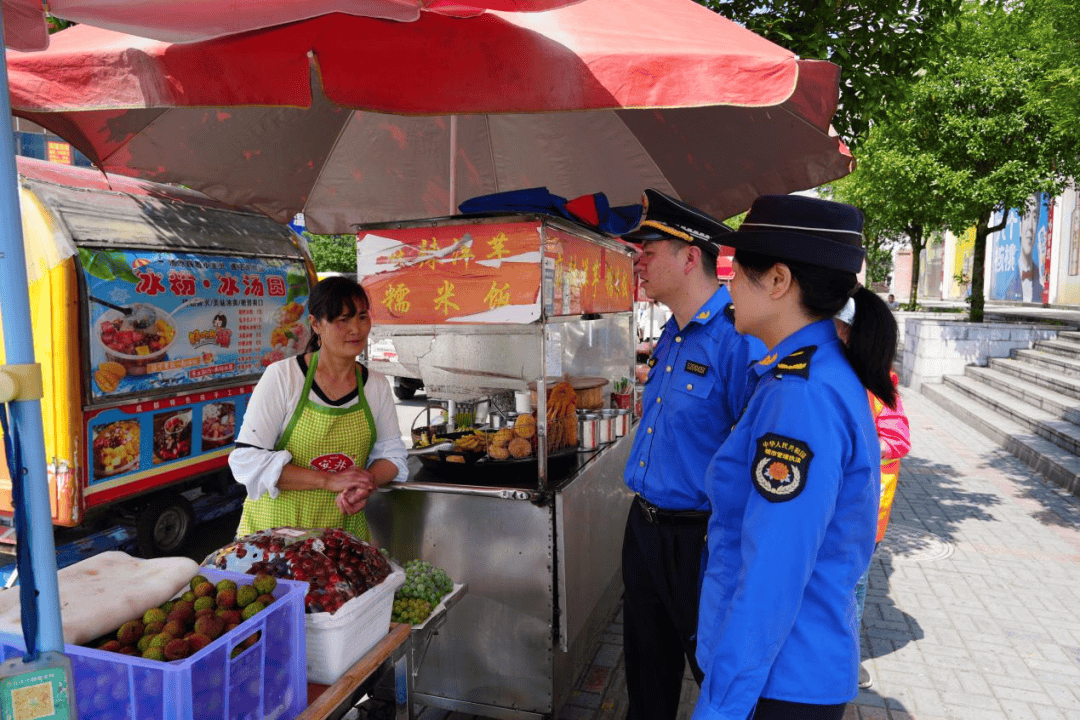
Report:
7,0,853,233
1,0,579,51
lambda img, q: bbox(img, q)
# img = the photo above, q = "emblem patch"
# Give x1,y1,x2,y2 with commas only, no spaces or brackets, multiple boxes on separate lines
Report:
684,360,708,377
647,356,657,368
752,433,813,502
774,346,818,379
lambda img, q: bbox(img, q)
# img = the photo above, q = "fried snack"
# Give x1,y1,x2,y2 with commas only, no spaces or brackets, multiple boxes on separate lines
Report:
507,436,533,459
445,454,467,464
453,430,489,453
565,415,579,447
491,428,514,448
488,445,511,460
513,414,537,439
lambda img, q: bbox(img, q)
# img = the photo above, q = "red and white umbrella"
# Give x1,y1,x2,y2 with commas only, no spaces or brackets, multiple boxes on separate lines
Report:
2,0,580,51
7,0,853,233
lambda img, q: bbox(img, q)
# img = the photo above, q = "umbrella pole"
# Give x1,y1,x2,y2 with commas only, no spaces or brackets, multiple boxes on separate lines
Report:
448,115,458,215
0,22,65,653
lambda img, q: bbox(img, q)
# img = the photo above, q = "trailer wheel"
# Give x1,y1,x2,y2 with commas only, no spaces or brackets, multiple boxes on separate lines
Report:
136,494,195,558
393,378,422,401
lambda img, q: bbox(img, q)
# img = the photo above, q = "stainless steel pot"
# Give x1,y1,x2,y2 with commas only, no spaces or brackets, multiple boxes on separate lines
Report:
613,408,630,437
598,410,615,444
578,411,600,450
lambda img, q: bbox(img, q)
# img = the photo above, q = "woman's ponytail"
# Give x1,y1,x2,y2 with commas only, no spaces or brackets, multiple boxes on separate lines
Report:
843,286,898,408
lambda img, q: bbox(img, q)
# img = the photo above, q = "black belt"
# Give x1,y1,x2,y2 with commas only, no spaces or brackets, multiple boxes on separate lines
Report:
634,495,709,526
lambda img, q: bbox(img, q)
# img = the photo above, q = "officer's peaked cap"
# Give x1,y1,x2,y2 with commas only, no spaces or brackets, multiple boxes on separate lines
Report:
622,188,731,257
718,195,866,274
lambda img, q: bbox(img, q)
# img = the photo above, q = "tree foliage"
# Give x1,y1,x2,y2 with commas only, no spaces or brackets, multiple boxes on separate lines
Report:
302,232,358,273
827,2,1080,319
698,0,962,148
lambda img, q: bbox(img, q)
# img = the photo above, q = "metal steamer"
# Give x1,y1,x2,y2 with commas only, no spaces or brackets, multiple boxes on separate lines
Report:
362,214,636,719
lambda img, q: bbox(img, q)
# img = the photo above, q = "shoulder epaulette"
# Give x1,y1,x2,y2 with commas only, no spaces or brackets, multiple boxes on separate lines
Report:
773,345,818,379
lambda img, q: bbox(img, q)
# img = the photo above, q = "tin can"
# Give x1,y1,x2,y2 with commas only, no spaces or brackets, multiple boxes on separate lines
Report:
613,409,630,437
578,412,600,450
598,410,615,444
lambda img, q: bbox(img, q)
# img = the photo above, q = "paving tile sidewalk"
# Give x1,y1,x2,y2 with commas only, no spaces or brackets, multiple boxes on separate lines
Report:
569,386,1080,720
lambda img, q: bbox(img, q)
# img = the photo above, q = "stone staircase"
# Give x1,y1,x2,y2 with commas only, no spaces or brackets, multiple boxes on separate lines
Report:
921,330,1080,497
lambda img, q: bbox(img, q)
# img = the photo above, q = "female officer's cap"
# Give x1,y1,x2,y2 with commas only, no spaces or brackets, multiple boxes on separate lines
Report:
622,188,732,258
718,195,866,273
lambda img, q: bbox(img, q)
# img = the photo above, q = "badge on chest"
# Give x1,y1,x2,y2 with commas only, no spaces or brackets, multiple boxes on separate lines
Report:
752,433,813,502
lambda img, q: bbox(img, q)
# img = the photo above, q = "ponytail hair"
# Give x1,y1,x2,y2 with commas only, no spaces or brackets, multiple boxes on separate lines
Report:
734,249,898,408
843,286,898,408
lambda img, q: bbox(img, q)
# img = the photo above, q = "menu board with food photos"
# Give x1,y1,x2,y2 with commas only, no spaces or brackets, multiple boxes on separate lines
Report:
85,387,250,487
79,249,311,402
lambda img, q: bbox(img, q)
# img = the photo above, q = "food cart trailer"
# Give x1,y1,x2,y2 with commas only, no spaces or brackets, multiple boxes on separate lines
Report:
359,213,637,719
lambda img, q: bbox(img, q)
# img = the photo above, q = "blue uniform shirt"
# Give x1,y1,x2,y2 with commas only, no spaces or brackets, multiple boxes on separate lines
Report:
693,319,880,720
624,286,764,511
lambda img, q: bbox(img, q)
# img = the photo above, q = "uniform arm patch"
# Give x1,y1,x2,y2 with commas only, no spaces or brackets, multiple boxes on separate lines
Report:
752,433,813,502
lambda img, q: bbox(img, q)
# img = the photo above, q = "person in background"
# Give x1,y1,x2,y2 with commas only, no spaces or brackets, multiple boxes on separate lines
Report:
693,195,897,720
835,298,912,690
230,276,408,539
887,293,901,310
620,188,764,720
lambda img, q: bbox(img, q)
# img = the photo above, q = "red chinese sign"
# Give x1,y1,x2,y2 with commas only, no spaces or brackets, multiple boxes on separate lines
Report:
359,221,633,325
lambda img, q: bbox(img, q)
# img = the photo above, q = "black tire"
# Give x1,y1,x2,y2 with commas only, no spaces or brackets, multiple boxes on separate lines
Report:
136,493,195,558
393,378,422,400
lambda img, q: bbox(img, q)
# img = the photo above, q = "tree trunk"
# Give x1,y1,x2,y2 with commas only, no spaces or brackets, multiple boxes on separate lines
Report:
968,212,993,322
906,225,925,309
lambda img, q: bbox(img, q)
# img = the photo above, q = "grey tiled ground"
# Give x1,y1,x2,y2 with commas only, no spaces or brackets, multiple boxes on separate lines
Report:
419,385,1080,719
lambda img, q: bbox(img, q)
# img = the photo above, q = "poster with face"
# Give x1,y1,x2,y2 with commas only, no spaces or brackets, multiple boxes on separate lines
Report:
989,197,1050,303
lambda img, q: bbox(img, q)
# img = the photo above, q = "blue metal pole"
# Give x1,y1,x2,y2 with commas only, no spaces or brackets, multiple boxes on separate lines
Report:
0,22,65,652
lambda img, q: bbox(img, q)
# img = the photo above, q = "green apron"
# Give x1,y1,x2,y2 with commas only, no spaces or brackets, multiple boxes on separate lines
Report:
237,352,376,539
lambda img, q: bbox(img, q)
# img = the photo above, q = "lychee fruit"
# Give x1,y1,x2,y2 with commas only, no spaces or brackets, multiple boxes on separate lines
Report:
116,620,144,646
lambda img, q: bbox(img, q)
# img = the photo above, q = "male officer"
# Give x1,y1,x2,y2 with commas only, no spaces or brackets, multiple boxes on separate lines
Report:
621,189,763,720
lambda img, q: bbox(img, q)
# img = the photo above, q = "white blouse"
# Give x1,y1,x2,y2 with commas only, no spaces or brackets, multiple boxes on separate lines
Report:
229,355,408,501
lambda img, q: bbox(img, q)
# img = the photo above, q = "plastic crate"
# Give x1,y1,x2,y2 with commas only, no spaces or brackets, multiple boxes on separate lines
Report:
0,567,306,720
305,565,405,685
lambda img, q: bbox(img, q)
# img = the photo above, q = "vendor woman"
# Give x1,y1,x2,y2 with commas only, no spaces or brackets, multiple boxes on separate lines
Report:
230,276,408,540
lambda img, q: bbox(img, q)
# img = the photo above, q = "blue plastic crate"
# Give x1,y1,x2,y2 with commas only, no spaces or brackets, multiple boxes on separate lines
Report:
0,567,307,720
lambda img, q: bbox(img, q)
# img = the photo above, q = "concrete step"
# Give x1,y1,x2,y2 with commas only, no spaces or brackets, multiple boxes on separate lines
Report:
1032,337,1080,360
921,382,1080,496
988,357,1080,403
1056,330,1080,343
939,374,1080,455
1012,348,1080,379
964,365,1080,423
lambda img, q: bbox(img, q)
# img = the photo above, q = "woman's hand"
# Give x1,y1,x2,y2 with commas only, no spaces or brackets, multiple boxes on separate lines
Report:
326,467,376,515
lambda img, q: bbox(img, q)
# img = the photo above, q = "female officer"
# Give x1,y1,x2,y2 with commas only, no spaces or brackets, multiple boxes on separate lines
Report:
229,276,407,540
691,195,898,720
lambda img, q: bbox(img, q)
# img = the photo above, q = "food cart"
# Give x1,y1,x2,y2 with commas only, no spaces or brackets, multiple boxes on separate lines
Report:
359,213,637,719
0,158,316,556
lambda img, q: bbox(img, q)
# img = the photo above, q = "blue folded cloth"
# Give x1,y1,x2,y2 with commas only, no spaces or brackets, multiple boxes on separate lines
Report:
458,187,642,236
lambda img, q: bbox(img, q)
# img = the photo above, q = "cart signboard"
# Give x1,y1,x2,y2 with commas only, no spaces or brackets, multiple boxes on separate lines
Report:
359,218,633,325
79,249,311,401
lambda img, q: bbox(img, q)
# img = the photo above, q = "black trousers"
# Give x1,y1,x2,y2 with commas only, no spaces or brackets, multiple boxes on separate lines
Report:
751,698,848,720
621,502,707,720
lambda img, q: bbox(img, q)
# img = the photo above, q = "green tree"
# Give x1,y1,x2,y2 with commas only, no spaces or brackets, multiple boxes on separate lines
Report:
826,137,946,310
832,3,1080,319
698,0,962,148
302,232,357,273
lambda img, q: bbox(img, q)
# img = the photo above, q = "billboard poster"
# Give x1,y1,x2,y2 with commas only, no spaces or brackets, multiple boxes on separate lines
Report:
79,249,311,401
1056,186,1080,305
989,195,1051,302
